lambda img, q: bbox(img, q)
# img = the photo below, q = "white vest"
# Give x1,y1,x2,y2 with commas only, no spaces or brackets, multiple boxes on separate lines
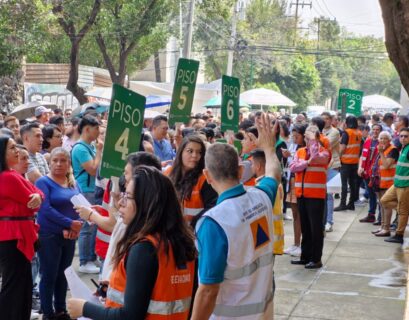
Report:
201,187,275,320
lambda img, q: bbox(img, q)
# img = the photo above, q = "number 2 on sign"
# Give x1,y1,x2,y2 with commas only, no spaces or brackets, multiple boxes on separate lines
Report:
115,128,130,160
347,100,356,110
227,99,234,120
178,86,188,110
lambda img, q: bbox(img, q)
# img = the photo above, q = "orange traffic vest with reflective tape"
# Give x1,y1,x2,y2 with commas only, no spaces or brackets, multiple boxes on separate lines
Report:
379,145,397,189
294,148,328,199
105,235,195,319
164,168,206,223
272,184,284,255
341,128,362,164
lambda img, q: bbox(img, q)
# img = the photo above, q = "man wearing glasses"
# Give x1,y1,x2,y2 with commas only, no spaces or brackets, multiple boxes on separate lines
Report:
381,127,409,244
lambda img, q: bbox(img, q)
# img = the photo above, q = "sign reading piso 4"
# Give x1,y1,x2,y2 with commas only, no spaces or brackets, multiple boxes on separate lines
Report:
221,75,240,133
100,84,146,179
169,58,199,126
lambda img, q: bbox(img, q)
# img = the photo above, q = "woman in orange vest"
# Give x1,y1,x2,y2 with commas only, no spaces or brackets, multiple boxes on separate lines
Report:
289,125,330,269
68,166,197,319
372,131,399,237
166,135,217,227
335,116,362,211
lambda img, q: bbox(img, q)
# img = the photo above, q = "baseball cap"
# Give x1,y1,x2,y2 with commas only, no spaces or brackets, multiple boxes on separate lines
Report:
35,106,52,117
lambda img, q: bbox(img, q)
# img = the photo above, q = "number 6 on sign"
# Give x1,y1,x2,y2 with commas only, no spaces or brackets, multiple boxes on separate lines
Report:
227,100,234,120
115,128,130,160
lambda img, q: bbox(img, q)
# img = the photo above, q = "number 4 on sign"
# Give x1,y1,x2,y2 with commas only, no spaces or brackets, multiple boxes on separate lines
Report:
115,128,130,160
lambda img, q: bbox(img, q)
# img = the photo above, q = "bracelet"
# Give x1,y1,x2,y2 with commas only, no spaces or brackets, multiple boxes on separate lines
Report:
88,210,93,221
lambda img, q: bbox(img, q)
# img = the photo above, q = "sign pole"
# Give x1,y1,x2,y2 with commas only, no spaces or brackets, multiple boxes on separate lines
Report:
341,93,346,121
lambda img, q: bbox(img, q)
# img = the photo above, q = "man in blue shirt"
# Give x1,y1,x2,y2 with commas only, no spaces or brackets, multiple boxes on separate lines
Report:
151,115,175,163
71,116,103,274
191,114,282,320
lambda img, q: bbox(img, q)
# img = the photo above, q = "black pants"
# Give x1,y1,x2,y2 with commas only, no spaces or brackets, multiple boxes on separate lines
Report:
298,197,325,263
0,240,32,320
340,163,359,205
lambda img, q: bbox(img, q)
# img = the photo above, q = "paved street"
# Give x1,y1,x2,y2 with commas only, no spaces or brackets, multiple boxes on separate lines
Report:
70,202,408,320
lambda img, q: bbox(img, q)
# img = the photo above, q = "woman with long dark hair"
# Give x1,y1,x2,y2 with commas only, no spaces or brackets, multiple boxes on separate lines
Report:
166,134,217,226
68,166,197,320
0,136,43,320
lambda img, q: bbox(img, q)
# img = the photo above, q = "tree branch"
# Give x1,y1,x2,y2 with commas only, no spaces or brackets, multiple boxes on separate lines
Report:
77,0,102,40
96,33,118,82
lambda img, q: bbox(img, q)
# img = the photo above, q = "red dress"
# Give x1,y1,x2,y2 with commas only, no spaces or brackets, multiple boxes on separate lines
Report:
0,170,43,261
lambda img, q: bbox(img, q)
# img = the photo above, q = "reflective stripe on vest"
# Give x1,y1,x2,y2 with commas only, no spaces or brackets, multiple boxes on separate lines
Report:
397,161,409,167
96,229,111,243
183,207,203,217
395,175,409,180
147,298,191,316
102,201,110,210
305,167,327,173
341,154,360,158
294,182,326,189
224,252,274,280
380,165,396,169
107,286,124,305
213,290,273,317
272,214,283,221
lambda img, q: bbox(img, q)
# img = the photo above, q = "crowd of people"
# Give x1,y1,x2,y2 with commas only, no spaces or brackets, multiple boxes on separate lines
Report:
0,102,408,320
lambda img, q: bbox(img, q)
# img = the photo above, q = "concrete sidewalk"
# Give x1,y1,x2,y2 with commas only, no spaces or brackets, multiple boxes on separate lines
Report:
274,204,407,320
70,203,407,320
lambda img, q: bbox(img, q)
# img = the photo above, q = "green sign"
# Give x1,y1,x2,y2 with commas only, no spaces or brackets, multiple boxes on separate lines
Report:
221,75,240,133
169,58,199,126
337,88,364,116
100,84,146,178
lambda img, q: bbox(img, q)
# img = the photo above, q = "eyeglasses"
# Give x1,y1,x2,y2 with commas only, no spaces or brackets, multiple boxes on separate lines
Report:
53,134,63,139
400,135,409,138
119,192,134,206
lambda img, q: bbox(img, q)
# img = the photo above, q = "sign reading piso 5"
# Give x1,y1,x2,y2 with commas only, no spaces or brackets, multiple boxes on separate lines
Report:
221,75,240,133
169,58,199,126
100,84,146,179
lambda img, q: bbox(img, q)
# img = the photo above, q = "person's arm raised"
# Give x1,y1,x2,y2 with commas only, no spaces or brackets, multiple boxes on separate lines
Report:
256,113,282,182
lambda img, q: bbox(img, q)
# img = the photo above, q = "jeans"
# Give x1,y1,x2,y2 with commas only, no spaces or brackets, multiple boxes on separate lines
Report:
340,163,359,205
79,192,97,265
325,168,339,225
364,179,377,215
38,233,76,316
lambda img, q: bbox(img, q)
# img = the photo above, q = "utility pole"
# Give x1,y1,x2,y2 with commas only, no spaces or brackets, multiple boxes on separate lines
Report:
226,3,238,76
290,0,312,45
315,17,336,50
183,0,196,59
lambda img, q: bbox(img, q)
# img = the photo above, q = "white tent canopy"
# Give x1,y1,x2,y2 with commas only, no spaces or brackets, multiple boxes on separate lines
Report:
240,88,296,107
362,94,402,110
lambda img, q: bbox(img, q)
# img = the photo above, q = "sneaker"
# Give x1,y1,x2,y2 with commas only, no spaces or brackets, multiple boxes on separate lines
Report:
78,261,100,274
55,311,71,320
32,293,41,312
93,259,102,268
325,222,333,232
359,196,368,203
30,311,40,320
354,200,367,207
284,245,298,255
384,234,404,244
283,213,293,221
290,246,301,257
334,204,348,212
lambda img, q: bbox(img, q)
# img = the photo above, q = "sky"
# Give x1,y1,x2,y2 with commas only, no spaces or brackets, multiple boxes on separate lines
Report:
292,0,385,39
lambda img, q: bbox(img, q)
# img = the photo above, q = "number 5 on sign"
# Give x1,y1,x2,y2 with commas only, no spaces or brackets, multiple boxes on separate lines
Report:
169,58,200,126
221,75,240,133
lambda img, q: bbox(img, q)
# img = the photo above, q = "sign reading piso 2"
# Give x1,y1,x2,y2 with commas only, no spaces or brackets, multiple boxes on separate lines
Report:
100,84,146,179
221,75,240,133
337,88,364,117
169,58,199,126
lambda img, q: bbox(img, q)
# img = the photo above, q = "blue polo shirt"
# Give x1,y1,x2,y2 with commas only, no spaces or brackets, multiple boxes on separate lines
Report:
196,177,277,285
153,139,175,161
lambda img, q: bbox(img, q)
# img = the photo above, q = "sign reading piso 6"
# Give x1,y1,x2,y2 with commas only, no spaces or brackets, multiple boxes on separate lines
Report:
100,84,146,179
221,75,240,133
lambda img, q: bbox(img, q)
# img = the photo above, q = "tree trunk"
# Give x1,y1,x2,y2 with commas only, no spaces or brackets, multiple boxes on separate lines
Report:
154,51,161,82
379,0,409,94
67,40,87,104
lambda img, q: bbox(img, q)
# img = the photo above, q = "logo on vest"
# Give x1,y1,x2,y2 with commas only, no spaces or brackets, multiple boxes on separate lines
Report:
250,216,270,249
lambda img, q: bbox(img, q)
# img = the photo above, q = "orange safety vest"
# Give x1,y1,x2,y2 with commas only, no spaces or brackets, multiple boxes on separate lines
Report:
379,145,397,189
294,147,328,199
164,168,206,223
341,128,362,164
105,235,195,319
